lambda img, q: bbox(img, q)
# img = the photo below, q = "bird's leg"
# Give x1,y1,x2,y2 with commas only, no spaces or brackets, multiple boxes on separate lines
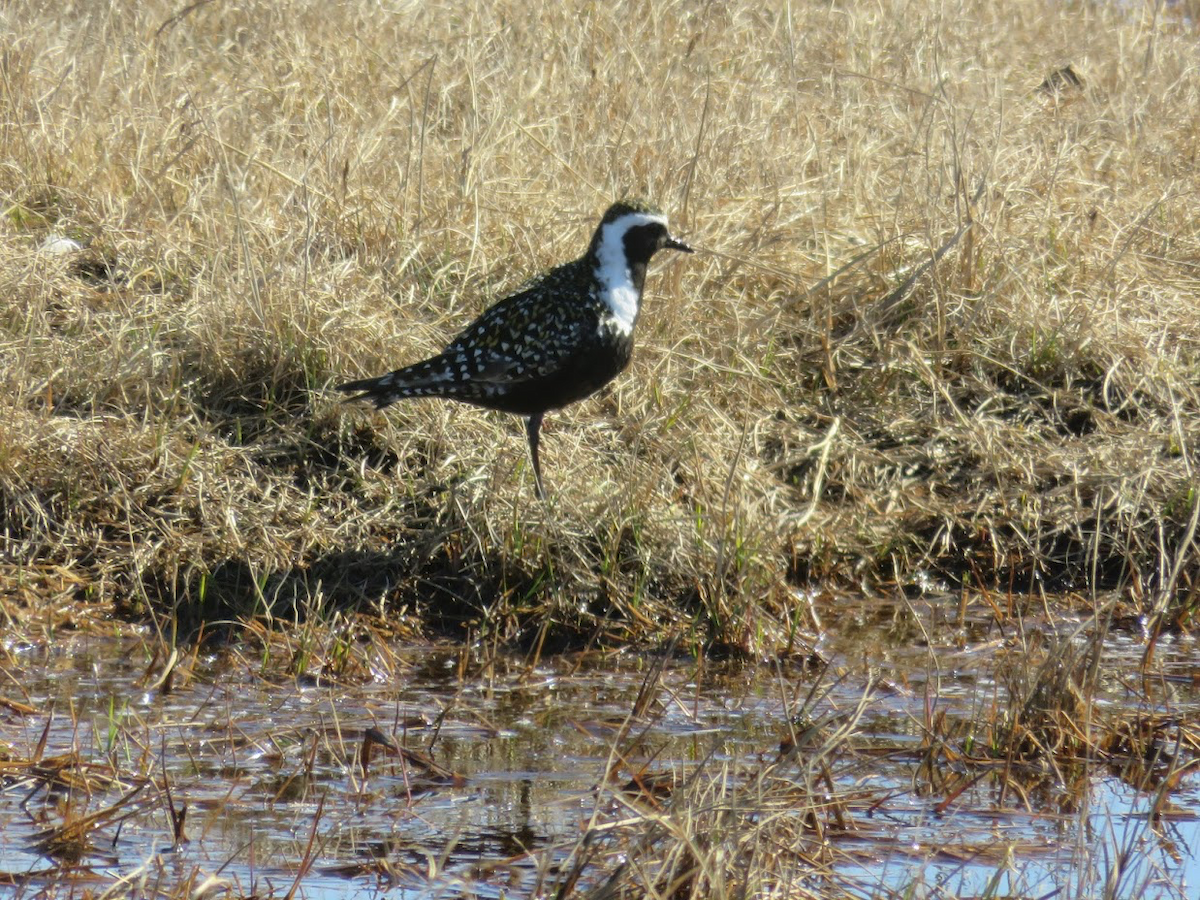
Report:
525,412,547,500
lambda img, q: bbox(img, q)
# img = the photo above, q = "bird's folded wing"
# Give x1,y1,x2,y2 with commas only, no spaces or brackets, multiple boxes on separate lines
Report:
471,353,528,383
466,343,573,384
443,308,586,384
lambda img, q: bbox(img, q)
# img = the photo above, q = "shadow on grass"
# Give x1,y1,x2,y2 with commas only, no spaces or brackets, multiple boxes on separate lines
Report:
148,537,603,653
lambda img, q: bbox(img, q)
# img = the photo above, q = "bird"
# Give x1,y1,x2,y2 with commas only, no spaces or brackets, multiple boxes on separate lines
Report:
337,200,694,498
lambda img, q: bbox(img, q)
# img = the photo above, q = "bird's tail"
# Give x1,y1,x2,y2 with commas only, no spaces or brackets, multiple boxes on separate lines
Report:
336,357,455,410
335,374,398,409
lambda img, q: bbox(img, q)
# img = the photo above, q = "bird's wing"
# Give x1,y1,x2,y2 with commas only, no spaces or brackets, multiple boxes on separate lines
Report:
442,274,592,385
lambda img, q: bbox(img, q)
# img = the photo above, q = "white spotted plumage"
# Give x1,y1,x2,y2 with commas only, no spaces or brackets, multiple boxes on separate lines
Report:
337,201,692,497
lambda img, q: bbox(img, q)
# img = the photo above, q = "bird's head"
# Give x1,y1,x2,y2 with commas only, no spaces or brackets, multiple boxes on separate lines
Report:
590,200,694,269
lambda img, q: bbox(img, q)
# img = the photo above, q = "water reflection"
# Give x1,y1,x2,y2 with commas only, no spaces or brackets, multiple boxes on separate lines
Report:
0,596,1196,899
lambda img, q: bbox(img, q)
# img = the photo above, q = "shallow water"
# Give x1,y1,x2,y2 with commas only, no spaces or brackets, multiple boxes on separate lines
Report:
1,594,1197,899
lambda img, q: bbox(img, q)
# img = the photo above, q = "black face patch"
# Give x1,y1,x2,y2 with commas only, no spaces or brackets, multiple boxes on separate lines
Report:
622,223,672,266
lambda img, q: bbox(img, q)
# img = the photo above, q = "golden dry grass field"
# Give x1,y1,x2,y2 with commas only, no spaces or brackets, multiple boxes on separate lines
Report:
3,4,1200,899
2,0,1198,649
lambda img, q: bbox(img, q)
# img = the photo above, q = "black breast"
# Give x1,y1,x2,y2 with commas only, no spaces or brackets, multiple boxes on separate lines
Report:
482,326,633,416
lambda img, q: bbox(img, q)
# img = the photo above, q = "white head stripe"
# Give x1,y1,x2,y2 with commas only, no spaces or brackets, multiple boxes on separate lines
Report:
601,213,667,243
593,213,667,336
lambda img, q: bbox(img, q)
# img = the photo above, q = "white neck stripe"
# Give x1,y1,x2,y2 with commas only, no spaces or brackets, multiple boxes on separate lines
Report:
594,213,667,335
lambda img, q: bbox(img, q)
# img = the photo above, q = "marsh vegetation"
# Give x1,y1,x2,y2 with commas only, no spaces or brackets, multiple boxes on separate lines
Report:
1,0,1198,897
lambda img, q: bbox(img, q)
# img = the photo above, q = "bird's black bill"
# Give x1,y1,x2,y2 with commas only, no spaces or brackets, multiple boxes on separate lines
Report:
665,236,694,253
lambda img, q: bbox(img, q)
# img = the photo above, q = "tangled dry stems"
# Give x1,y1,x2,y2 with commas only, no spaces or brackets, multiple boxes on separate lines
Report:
3,616,1194,900
1,0,1198,650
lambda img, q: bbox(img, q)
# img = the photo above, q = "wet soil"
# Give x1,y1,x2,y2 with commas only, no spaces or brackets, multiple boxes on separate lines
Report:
1,592,1197,899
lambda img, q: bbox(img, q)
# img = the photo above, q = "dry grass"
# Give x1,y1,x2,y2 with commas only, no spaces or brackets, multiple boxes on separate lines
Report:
2,0,1199,650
